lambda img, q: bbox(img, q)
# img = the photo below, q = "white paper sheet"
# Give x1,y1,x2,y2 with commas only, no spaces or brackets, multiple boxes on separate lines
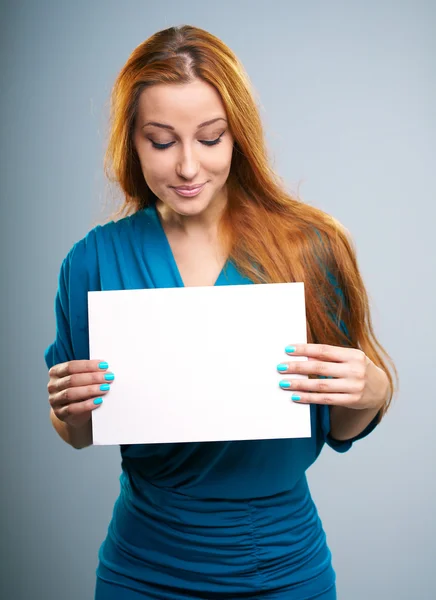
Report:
88,282,310,445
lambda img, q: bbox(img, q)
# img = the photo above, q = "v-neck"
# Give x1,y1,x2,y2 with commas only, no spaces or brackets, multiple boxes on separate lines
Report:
150,203,229,288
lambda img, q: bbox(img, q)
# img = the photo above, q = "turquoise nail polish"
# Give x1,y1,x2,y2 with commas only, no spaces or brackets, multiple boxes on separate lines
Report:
277,364,288,372
99,362,109,370
285,346,296,353
292,394,301,401
104,373,114,381
279,381,291,389
94,398,103,405
100,383,110,391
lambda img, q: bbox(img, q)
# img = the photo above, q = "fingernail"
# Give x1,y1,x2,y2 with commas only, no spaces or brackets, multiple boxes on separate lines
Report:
279,381,291,389
94,398,103,405
100,383,111,391
277,364,288,372
104,373,115,381
99,362,109,370
291,394,301,401
285,346,296,353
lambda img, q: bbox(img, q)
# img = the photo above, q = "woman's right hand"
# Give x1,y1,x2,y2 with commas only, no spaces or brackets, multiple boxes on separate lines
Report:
47,360,114,428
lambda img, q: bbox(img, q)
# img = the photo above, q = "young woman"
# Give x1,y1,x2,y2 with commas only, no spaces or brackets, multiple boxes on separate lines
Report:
45,25,397,600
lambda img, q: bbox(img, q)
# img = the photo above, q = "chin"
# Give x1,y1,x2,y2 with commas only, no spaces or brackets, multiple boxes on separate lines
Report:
165,189,219,216
174,199,210,215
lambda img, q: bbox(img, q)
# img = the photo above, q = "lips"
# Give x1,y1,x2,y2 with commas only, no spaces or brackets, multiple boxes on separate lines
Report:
173,184,205,191
171,182,207,197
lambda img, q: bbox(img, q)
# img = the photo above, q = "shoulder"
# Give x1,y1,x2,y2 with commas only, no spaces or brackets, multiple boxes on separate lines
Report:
313,214,351,243
310,214,355,270
79,210,144,249
58,209,150,294
328,215,353,244
65,210,145,267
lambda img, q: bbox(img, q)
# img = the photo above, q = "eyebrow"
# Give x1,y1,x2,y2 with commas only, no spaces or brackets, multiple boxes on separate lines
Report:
141,117,227,131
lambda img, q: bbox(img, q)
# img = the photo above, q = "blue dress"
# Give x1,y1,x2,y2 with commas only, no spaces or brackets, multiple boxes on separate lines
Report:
45,205,378,599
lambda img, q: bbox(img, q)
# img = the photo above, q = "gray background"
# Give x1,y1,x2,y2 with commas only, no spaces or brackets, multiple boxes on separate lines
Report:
1,0,434,598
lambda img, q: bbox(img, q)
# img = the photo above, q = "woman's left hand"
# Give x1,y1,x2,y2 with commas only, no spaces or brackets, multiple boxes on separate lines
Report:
277,344,389,411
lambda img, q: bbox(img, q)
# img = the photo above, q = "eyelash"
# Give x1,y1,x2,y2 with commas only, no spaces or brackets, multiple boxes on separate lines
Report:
149,132,225,151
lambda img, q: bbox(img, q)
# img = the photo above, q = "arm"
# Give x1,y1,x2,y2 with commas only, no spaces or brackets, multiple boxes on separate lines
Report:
45,244,98,451
320,220,392,441
329,359,388,441
50,408,93,450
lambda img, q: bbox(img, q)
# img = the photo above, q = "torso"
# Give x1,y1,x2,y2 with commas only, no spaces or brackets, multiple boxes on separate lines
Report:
55,207,337,596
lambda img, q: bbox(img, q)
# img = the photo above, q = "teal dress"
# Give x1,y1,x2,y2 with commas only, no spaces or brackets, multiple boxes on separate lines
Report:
45,205,378,599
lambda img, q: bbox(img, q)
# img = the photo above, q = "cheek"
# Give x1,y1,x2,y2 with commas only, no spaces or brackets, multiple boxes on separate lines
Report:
206,145,234,176
140,153,170,184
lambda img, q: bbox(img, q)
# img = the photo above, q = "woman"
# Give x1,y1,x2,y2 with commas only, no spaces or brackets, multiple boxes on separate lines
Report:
45,25,397,600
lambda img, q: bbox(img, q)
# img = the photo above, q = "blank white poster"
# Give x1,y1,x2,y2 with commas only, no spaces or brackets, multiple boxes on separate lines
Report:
88,282,310,445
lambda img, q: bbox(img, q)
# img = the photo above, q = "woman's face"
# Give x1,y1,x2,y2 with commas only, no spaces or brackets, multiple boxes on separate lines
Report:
132,78,234,218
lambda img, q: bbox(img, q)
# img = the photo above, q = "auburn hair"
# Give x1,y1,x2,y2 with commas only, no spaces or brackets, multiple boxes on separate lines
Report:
103,25,398,418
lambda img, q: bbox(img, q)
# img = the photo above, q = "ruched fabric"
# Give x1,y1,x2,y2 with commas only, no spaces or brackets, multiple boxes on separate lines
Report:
96,473,336,599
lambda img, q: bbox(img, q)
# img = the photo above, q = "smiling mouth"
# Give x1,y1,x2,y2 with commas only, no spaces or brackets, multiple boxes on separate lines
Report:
170,183,207,197
172,183,206,191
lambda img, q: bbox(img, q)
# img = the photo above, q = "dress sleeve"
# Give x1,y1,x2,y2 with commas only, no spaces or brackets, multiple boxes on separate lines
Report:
44,251,75,369
318,396,379,453
44,239,91,369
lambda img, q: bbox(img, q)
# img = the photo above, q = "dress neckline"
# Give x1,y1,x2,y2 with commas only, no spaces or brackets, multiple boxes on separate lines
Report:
150,203,228,288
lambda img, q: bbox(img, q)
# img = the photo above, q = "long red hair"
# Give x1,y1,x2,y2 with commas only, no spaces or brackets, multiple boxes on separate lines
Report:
103,25,398,418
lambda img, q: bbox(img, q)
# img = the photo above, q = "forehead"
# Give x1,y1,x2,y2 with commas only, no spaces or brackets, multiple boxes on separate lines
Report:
137,79,227,125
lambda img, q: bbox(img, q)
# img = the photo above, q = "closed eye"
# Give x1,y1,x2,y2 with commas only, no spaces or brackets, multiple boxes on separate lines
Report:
150,131,225,151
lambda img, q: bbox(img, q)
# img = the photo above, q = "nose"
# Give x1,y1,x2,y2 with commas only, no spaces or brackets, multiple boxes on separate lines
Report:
176,143,200,180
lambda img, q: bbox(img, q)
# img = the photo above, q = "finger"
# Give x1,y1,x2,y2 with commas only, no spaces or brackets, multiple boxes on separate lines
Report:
284,392,360,406
55,397,104,422
278,377,362,395
53,370,115,393
50,382,112,409
284,344,362,363
49,359,109,379
277,359,348,378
